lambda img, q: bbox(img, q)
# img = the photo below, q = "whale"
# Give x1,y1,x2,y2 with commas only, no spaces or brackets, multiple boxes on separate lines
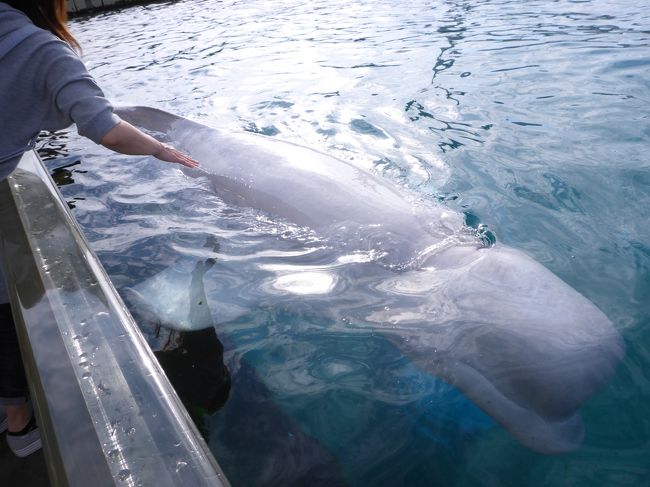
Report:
114,106,624,455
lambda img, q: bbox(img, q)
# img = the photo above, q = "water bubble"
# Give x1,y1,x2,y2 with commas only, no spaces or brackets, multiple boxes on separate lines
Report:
97,383,111,395
175,461,188,473
117,469,131,481
81,372,91,379
79,353,88,359
79,361,89,368
107,448,120,459
126,427,136,436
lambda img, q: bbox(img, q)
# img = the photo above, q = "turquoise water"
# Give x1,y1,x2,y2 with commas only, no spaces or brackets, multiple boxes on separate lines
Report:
41,0,649,485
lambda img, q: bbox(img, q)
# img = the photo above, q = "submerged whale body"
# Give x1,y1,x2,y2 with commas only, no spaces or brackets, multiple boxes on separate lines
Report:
115,106,624,455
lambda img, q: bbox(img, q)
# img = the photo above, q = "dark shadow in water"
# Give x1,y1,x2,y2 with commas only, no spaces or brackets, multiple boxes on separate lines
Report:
50,160,82,187
208,359,348,487
154,325,231,439
36,131,69,161
38,130,88,210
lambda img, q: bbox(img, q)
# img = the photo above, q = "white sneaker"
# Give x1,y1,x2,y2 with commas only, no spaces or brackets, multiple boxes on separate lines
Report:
6,415,42,458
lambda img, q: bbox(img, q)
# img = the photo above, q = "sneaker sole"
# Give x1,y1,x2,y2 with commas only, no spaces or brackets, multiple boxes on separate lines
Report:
10,436,42,458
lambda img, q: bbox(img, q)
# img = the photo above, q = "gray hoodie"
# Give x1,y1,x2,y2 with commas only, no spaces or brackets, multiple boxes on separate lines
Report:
0,2,121,176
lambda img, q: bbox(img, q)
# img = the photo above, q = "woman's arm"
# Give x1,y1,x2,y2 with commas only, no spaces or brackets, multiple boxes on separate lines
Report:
100,120,199,168
34,34,198,168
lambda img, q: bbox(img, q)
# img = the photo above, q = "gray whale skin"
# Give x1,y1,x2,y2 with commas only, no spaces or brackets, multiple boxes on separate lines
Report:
115,106,624,455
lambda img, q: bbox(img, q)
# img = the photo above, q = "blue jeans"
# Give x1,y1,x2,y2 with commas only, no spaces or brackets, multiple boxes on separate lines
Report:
0,302,28,406
0,164,29,406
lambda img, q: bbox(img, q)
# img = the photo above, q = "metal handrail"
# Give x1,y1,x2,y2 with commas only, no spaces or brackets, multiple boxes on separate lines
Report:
0,150,230,487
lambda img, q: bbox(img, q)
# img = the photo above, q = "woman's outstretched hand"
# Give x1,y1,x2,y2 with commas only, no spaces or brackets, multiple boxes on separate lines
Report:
153,142,199,168
101,120,199,168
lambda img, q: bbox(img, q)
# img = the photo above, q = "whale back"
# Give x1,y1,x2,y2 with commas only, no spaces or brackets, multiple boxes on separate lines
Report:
116,106,467,265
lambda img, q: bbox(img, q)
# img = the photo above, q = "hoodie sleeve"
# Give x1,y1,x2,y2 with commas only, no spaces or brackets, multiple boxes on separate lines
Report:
40,36,121,144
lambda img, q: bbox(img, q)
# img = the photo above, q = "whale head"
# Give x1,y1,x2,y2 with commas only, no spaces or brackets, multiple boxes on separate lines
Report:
364,244,624,454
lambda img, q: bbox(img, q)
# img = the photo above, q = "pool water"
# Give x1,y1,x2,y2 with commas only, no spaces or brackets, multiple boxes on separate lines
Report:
40,0,649,485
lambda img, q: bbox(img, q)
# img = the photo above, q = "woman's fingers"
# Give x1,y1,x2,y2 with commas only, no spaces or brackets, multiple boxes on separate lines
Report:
167,148,199,168
154,143,200,168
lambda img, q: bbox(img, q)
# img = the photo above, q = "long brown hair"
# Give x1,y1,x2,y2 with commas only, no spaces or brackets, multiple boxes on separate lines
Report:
6,0,81,52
